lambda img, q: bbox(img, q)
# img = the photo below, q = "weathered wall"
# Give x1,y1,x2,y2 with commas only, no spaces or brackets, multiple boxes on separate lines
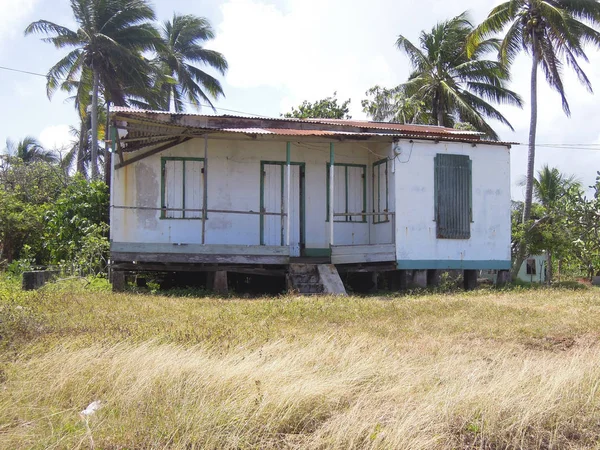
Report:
111,137,394,250
393,139,511,269
517,254,546,283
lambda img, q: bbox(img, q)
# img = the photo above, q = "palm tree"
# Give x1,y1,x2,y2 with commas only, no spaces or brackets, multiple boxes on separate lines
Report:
25,0,161,179
155,14,228,112
468,0,600,229
5,137,57,164
396,12,523,140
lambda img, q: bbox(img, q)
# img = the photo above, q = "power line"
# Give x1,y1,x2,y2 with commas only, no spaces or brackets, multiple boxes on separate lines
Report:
5,64,600,143
0,64,269,118
0,65,48,78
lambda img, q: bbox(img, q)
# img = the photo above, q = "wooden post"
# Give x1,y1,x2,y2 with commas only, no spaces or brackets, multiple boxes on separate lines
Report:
202,135,208,244
286,142,291,247
111,270,125,292
212,271,228,295
329,143,335,247
427,269,441,287
412,270,427,288
464,269,477,291
497,270,511,286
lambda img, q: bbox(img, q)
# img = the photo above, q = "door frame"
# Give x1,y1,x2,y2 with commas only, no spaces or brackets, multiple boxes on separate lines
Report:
260,161,305,253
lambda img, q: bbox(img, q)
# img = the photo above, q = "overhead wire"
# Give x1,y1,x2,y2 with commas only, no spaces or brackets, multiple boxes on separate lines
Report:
5,64,600,151
0,64,269,118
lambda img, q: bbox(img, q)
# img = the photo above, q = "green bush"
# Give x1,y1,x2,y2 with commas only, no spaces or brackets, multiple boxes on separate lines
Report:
44,176,109,275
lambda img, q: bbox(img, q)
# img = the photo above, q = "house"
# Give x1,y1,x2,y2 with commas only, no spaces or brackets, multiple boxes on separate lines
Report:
518,254,547,284
108,108,513,293
481,254,547,285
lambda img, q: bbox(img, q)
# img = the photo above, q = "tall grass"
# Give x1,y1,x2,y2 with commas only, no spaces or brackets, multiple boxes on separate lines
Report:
1,279,599,448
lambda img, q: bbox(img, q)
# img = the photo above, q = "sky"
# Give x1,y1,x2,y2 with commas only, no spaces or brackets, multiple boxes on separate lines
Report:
0,0,599,200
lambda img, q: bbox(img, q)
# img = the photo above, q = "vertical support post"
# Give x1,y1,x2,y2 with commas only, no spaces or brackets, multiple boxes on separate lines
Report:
202,135,208,245
286,142,291,247
329,142,335,247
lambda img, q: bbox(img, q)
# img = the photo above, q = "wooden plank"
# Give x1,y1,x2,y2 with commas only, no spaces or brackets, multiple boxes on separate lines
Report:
336,262,398,273
331,252,396,265
111,263,286,276
110,242,290,256
115,138,192,170
111,252,289,265
331,244,395,256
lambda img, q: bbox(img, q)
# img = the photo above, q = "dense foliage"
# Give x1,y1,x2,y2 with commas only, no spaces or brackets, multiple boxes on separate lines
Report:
0,154,108,276
284,92,351,119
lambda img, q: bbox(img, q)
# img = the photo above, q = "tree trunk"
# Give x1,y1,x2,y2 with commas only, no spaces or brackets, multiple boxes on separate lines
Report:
513,39,539,280
104,102,111,187
546,250,552,285
523,41,539,224
436,91,444,127
77,118,87,178
91,67,100,180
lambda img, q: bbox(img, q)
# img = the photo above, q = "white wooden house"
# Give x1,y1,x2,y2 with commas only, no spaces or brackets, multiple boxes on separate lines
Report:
108,109,512,292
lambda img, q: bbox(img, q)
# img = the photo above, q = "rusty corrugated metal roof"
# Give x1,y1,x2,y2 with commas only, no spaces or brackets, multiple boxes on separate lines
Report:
111,108,517,150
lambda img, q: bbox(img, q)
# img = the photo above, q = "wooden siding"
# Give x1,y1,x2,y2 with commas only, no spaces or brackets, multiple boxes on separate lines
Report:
331,244,395,265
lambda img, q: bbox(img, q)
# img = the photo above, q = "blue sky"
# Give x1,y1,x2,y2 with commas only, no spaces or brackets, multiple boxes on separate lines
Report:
1,0,599,199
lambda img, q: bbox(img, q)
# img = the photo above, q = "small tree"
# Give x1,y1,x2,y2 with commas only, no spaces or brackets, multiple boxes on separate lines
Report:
563,172,600,280
284,92,351,119
361,85,430,123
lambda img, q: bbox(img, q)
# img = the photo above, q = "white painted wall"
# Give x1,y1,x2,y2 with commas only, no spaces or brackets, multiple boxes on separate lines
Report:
393,139,511,268
517,254,547,283
111,137,394,250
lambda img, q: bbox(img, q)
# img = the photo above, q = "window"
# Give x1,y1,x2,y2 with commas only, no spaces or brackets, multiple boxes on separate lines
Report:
373,159,389,223
161,157,205,219
326,163,366,222
526,259,537,275
434,154,472,239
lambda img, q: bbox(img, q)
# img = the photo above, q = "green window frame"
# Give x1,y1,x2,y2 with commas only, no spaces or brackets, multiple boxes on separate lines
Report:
161,156,205,220
326,163,367,223
372,159,389,224
434,154,472,239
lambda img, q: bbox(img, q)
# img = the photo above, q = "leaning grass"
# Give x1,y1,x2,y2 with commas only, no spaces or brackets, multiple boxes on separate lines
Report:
1,280,600,448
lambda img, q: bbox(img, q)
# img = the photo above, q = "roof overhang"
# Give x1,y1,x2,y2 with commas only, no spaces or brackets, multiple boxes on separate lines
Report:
109,108,517,156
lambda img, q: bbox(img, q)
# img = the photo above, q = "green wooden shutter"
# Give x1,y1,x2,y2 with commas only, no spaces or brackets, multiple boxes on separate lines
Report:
434,154,472,239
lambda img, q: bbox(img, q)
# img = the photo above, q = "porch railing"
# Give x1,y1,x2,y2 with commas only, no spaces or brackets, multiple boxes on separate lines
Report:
332,212,396,246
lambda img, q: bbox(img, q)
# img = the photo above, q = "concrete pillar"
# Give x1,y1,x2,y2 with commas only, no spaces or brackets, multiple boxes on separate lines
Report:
496,270,511,286
427,269,441,287
22,270,58,291
464,270,477,291
371,272,379,292
111,270,125,292
211,271,228,295
412,270,428,289
22,271,45,291
388,270,408,291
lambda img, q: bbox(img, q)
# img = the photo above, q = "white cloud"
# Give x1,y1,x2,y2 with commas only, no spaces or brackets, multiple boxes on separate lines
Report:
213,0,400,117
39,124,72,150
0,0,39,42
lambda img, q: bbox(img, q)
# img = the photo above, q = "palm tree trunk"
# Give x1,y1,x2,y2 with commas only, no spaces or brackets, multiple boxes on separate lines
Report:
104,102,111,186
523,44,538,223
436,92,444,126
512,42,539,280
77,118,87,177
91,67,100,180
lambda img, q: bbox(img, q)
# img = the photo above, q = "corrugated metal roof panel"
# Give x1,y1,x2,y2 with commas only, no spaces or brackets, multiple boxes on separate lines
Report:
111,108,518,148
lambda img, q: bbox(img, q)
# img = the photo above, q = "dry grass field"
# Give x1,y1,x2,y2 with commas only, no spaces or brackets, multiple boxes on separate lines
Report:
1,278,600,449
